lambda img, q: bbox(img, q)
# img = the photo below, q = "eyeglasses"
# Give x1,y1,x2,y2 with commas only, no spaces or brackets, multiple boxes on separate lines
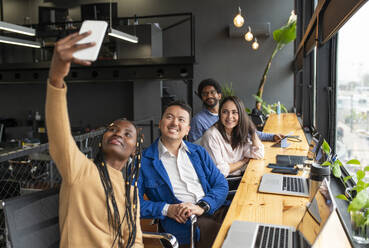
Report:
201,90,218,97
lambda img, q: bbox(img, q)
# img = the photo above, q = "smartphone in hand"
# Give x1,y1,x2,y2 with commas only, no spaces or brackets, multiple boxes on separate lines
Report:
73,20,108,61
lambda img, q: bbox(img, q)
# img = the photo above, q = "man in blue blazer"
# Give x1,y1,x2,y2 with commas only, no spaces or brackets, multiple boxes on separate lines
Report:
138,101,228,248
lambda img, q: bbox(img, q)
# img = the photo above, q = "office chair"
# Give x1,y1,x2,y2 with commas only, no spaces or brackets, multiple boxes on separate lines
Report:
153,214,197,248
0,179,21,246
2,188,179,248
226,175,242,201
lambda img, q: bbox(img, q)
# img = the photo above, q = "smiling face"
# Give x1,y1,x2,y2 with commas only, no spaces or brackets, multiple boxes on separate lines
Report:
201,85,222,109
220,100,239,134
101,120,137,161
159,105,191,142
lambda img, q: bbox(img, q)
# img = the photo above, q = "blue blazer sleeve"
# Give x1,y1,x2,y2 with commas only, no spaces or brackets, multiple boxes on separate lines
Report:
197,146,228,215
138,159,167,220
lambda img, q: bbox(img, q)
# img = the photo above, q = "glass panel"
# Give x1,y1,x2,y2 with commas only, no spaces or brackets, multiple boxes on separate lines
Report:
336,2,369,181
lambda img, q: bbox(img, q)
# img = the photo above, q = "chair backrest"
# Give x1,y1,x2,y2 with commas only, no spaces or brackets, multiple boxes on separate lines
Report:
2,188,60,248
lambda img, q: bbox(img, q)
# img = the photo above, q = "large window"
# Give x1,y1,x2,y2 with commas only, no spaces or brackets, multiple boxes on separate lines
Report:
336,2,369,180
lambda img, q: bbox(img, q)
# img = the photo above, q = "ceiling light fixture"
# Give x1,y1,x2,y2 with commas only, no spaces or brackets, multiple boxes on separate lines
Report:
0,35,41,48
108,28,138,43
107,0,138,43
252,38,259,50
0,21,36,36
233,6,245,28
244,26,253,42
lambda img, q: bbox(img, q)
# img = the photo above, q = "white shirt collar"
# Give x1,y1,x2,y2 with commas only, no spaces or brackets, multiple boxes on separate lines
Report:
158,138,190,159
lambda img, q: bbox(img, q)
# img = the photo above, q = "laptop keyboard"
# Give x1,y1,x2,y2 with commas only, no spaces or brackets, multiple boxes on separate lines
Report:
282,177,306,193
254,225,290,248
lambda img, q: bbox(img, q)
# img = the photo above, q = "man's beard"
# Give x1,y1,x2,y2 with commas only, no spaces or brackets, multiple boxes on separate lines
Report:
203,98,218,108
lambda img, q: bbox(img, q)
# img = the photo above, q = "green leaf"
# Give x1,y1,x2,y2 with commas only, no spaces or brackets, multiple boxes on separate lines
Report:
364,166,369,172
348,190,369,212
356,180,366,192
365,200,369,209
343,176,353,183
253,95,264,103
346,159,361,165
364,216,369,226
261,104,269,113
273,22,296,45
334,159,343,167
357,170,365,181
322,140,331,155
245,108,251,114
336,194,349,201
281,104,288,113
332,163,342,178
350,211,366,226
321,161,331,167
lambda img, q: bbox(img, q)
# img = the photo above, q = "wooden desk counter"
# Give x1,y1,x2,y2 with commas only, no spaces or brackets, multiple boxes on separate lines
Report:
212,113,351,248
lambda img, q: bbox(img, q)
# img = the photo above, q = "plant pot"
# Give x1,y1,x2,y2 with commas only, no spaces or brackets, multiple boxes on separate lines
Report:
350,209,369,244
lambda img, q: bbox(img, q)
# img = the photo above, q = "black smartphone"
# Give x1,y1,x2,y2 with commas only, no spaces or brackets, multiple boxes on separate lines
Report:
267,163,295,168
271,167,298,175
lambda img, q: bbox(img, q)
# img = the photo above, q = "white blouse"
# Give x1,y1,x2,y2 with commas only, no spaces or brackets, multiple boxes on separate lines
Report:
200,126,264,177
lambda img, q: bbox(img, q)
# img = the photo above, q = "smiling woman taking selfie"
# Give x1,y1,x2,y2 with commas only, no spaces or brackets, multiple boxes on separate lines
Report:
45,31,143,248
201,96,264,177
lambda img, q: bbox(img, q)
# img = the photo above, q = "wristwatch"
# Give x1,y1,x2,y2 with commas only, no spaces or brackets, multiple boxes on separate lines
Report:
196,200,210,215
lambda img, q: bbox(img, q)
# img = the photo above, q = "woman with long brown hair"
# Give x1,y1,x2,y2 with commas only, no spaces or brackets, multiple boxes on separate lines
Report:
201,96,264,177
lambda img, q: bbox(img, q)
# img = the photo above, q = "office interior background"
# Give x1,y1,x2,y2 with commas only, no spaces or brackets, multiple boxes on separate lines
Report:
0,0,368,247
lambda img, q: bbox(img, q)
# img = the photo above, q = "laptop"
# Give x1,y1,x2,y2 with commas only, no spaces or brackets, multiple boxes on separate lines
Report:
258,173,310,197
222,179,335,248
259,142,329,197
276,134,323,165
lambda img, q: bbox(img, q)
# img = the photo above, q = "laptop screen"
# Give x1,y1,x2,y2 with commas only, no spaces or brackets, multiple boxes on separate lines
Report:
307,135,322,160
296,179,335,245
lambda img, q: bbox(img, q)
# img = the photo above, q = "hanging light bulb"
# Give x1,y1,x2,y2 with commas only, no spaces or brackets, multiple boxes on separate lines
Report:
252,38,259,50
244,26,253,42
233,7,244,28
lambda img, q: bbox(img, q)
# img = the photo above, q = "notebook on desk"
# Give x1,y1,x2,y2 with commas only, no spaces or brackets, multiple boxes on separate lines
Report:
222,179,335,248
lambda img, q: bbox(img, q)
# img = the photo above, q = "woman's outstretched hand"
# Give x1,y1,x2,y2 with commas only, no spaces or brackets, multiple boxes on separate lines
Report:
49,31,95,88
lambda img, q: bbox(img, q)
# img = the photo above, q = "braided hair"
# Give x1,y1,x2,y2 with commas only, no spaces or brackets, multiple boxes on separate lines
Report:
93,120,144,248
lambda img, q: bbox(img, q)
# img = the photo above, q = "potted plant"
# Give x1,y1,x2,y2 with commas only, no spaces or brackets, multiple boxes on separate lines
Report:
256,10,297,99
320,140,369,244
253,95,288,115
337,162,369,244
